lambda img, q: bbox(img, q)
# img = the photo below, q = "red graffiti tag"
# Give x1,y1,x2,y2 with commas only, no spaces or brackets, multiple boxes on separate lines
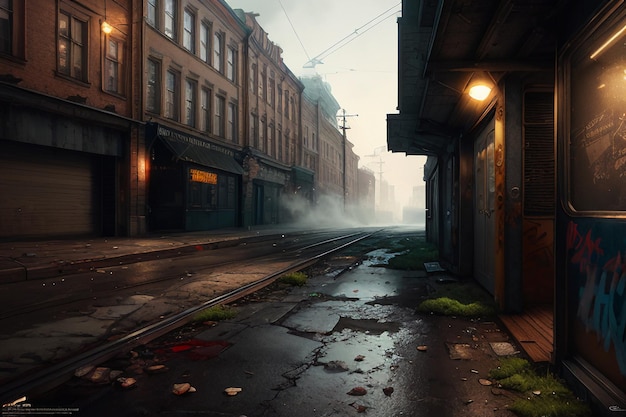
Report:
567,221,604,272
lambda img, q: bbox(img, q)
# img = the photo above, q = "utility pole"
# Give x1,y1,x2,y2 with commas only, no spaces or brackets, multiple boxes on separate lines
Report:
337,109,358,209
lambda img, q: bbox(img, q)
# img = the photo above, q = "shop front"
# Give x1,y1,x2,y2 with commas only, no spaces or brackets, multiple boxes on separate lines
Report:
146,123,243,232
0,84,134,239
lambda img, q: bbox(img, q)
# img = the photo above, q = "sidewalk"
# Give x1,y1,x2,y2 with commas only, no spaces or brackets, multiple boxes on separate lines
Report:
0,226,292,284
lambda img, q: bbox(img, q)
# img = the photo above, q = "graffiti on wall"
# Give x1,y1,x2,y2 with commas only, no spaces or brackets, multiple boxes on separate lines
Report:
566,221,626,376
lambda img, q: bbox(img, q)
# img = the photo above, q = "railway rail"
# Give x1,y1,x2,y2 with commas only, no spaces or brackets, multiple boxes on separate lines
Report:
0,228,381,406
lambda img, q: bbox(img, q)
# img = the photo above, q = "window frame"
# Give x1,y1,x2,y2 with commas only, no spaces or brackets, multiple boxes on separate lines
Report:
164,0,177,41
227,46,236,82
201,86,211,133
165,69,180,121
228,101,237,142
147,0,157,27
213,94,226,137
104,36,125,96
200,21,210,63
213,31,223,73
183,8,195,53
146,58,161,114
185,78,197,127
57,10,88,82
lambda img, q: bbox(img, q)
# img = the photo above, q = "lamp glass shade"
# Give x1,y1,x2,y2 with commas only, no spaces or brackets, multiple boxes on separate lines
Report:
102,22,113,34
468,84,492,101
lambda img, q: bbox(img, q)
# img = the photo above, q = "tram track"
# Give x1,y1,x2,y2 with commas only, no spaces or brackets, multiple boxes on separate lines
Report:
0,229,380,405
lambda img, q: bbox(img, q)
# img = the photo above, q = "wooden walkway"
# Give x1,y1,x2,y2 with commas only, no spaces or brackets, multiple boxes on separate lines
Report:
498,304,553,363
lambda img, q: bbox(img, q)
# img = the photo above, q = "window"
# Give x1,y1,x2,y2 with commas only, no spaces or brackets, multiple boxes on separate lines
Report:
147,59,160,113
214,95,225,137
200,22,209,63
268,75,275,107
0,0,11,54
290,97,296,120
268,124,275,157
260,118,265,152
227,47,236,82
568,18,626,211
260,66,267,100
164,0,176,40
277,84,282,113
250,63,257,95
278,129,283,161
213,32,223,73
104,38,124,94
228,102,237,142
183,9,194,52
284,91,290,119
185,79,196,127
147,0,157,27
201,87,211,132
58,11,87,81
251,114,258,148
165,70,179,120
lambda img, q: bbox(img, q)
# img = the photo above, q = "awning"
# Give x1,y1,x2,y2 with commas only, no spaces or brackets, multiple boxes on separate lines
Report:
151,124,243,175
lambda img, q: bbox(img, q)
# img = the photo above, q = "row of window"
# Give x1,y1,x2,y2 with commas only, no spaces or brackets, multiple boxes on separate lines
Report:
251,63,298,120
58,9,126,95
147,58,238,142
147,0,237,83
250,114,291,164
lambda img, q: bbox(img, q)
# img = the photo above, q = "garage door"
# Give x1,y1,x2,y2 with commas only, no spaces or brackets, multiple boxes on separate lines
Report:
0,142,98,238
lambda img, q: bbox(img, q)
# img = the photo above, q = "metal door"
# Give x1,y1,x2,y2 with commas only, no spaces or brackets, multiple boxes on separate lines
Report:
474,125,496,294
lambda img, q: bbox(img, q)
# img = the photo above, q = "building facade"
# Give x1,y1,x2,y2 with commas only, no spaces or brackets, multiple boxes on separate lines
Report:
0,0,371,240
388,0,626,413
0,0,143,238
235,10,303,227
143,0,248,232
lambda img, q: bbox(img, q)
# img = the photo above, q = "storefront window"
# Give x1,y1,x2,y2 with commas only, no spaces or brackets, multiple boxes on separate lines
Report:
188,168,236,210
570,18,626,210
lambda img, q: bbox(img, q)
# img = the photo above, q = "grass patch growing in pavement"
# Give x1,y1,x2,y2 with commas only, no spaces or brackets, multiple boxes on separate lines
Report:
386,237,439,271
193,304,236,322
278,271,307,286
416,281,497,317
488,358,592,417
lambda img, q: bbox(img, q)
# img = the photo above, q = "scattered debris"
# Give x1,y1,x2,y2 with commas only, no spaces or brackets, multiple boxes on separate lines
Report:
172,383,195,395
354,355,365,361
145,364,168,374
479,378,493,386
324,360,349,372
117,377,137,389
88,367,111,384
224,387,242,396
464,399,474,405
447,343,473,360
349,402,368,413
383,387,394,396
74,365,95,378
489,342,519,356
347,387,367,396
417,345,428,351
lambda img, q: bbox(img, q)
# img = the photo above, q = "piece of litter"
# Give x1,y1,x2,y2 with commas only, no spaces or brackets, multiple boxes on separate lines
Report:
224,387,242,396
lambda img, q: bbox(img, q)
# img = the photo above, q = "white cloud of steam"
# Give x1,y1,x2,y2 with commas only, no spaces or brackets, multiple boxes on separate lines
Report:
281,194,376,229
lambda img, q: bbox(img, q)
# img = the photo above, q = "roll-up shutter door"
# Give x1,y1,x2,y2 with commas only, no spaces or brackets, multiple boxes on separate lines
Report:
0,142,97,238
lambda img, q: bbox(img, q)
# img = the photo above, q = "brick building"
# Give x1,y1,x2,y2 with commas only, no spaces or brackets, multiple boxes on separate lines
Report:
0,0,143,238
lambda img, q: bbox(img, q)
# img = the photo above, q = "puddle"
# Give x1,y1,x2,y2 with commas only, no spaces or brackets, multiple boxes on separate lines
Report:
360,249,399,267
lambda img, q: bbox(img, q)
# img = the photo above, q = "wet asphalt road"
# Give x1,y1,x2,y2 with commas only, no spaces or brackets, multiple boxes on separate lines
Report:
24,229,518,417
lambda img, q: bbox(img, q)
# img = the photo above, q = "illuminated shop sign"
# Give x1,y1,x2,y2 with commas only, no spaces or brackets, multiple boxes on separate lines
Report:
190,168,217,184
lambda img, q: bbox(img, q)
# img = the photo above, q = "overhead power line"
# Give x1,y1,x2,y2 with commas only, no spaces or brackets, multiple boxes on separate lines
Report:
303,2,401,68
277,0,311,62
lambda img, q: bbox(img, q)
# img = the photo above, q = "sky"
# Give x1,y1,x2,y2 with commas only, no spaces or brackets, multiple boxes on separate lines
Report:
224,0,426,209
